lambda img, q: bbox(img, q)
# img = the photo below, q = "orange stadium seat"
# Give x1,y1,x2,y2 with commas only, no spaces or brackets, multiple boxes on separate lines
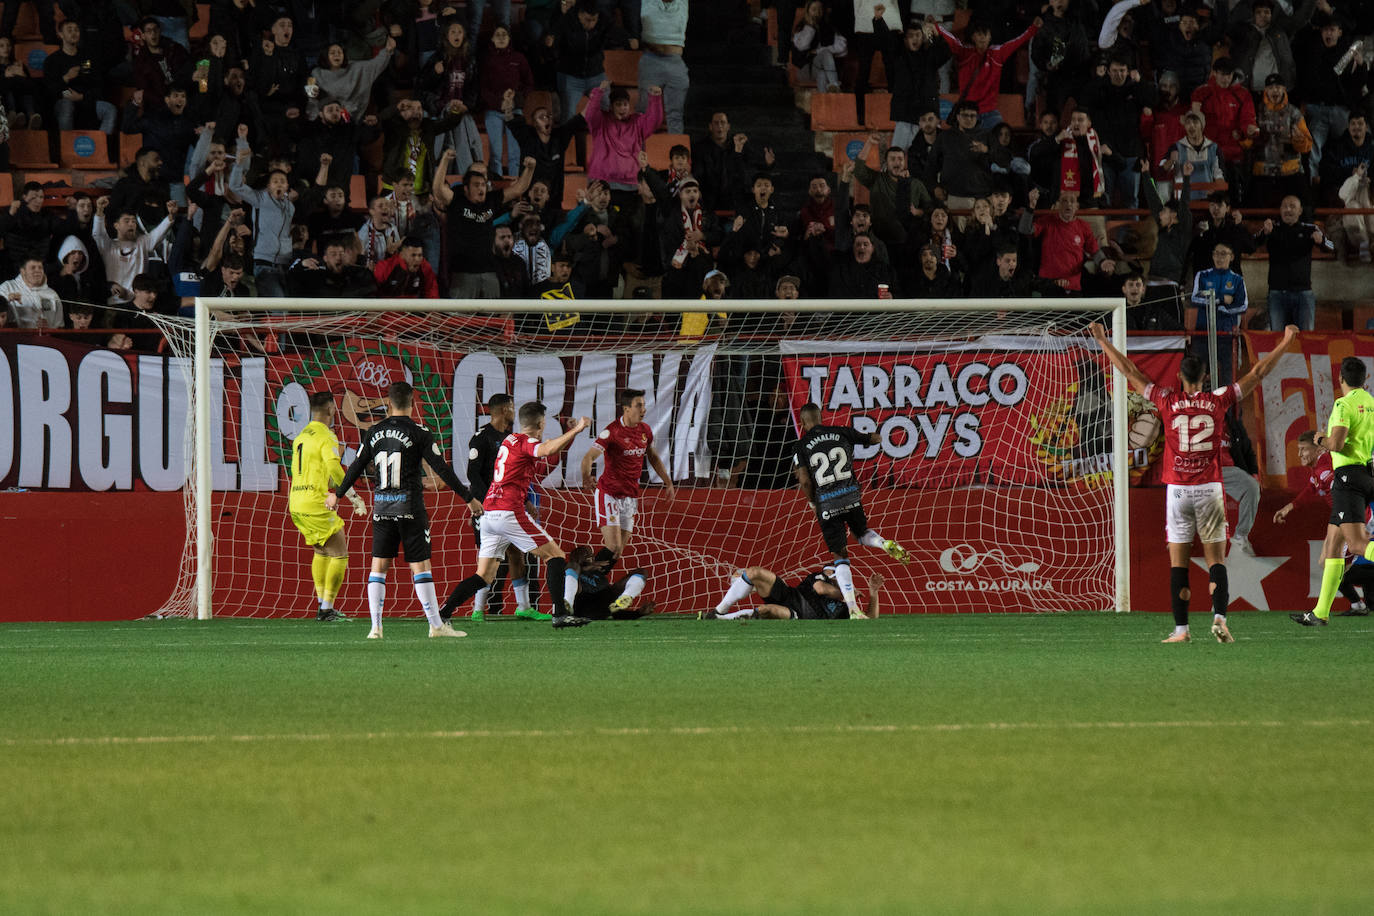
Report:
863,93,893,130
119,132,143,167
832,133,880,171
563,136,581,171
7,130,57,169
0,172,13,208
14,41,55,71
562,172,587,211
996,94,1027,129
348,174,368,210
603,49,640,87
190,4,210,41
809,93,860,131
645,133,689,170
60,130,115,170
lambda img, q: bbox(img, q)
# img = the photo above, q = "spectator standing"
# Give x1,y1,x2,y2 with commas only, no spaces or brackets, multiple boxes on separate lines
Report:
1192,189,1256,267
691,112,750,211
0,183,60,275
509,106,587,210
552,1,609,123
1250,73,1313,207
585,82,663,201
418,23,485,172
1295,13,1361,175
797,172,837,251
1319,111,1374,209
1081,55,1155,207
50,236,106,323
1154,4,1228,99
1254,195,1332,330
826,232,898,299
480,25,535,178
885,19,948,152
936,14,1038,131
852,133,932,247
926,100,994,210
513,214,553,285
91,197,175,306
250,14,307,125
44,18,117,133
1190,58,1257,171
432,150,536,297
491,225,532,299
638,0,689,134
229,127,297,298
1030,0,1091,119
358,196,401,269
1021,189,1115,293
123,85,199,196
1143,163,1193,324
1337,162,1374,262
297,101,365,192
1229,0,1301,95
132,17,192,107
309,39,396,122
1170,110,1223,197
641,171,720,301
1141,71,1188,186
1188,241,1247,383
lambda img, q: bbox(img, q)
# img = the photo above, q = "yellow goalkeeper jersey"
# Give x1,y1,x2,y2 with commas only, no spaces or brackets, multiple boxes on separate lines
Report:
289,421,345,513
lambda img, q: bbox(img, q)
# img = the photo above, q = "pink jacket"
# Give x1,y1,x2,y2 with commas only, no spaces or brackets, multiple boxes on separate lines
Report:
584,87,663,187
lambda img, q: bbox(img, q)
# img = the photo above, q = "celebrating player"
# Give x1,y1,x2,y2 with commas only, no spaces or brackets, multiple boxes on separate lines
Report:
440,402,593,628
707,565,883,620
1274,430,1370,615
289,391,367,621
580,388,676,565
1292,357,1374,627
330,381,483,640
1089,322,1298,642
566,546,651,619
466,393,550,621
792,402,908,618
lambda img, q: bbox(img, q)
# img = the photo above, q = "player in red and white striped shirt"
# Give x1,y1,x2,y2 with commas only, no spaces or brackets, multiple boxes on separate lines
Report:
1090,322,1298,643
580,389,675,580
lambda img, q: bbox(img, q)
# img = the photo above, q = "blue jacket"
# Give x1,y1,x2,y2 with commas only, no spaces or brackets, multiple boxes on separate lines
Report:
1191,267,1247,330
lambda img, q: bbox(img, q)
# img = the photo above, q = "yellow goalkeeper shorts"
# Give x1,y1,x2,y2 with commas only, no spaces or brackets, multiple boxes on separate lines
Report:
291,510,345,547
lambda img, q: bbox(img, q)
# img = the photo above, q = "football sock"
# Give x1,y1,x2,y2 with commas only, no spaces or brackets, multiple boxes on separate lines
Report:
716,571,754,613
832,560,860,612
1314,558,1345,620
715,607,754,620
441,574,488,620
311,554,328,604
322,556,347,609
1169,566,1190,628
413,572,441,627
546,557,569,612
473,587,489,614
564,568,580,607
859,530,886,549
367,574,386,631
1208,564,1228,617
512,577,530,610
621,572,647,600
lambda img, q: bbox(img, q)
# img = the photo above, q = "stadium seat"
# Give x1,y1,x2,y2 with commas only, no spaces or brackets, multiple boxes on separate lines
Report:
7,1,44,40
563,136,581,171
832,133,880,171
190,4,210,41
562,172,587,211
348,174,368,211
60,130,115,170
645,133,689,170
7,130,57,169
603,49,640,87
0,172,13,208
863,93,893,130
118,132,144,167
15,41,55,71
809,93,860,131
788,64,815,89
996,94,1026,129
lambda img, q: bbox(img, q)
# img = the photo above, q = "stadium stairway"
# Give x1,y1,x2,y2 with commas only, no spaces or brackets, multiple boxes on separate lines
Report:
684,2,829,216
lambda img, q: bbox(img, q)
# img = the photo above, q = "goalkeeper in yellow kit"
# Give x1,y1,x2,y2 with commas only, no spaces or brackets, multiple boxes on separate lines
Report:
290,391,367,621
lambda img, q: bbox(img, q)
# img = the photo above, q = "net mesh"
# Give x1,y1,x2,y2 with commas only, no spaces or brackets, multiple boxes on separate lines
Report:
151,301,1124,619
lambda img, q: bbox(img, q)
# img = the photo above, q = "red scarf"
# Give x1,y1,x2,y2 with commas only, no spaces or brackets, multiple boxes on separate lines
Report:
1060,129,1105,198
675,205,702,265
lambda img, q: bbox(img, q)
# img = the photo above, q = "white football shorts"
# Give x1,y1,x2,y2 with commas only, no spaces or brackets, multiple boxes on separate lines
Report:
594,489,637,532
478,510,554,559
1164,482,1227,545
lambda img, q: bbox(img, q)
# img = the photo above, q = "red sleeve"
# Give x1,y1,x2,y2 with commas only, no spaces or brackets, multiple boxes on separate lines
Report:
421,263,439,299
1081,220,1100,254
1144,383,1170,415
995,24,1038,60
373,256,391,286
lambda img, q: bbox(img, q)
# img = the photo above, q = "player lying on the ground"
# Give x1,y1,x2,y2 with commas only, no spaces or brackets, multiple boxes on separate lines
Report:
331,381,484,640
792,402,908,619
565,546,650,620
1273,429,1370,616
440,401,594,628
290,391,368,621
581,387,675,568
706,566,883,620
1293,356,1374,627
1089,322,1298,643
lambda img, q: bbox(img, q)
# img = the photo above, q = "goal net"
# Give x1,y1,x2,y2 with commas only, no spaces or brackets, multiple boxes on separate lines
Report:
151,297,1129,619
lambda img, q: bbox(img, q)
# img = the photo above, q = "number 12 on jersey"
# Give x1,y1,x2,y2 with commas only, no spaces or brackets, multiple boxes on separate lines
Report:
1171,414,1215,453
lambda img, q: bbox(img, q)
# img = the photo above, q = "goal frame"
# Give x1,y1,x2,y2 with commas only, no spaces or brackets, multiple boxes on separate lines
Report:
190,296,1131,620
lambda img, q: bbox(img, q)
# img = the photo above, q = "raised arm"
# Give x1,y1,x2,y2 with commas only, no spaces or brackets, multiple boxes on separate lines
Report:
534,416,590,457
1087,321,1150,395
1236,324,1299,399
431,148,455,208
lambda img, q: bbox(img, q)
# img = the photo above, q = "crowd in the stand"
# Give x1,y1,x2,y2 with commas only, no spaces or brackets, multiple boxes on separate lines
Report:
0,0,1371,345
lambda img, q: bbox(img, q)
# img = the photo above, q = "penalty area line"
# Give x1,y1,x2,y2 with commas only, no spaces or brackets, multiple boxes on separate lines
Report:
4,719,1371,748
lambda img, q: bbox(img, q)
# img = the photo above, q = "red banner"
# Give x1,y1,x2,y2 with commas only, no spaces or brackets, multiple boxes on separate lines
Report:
1244,332,1374,489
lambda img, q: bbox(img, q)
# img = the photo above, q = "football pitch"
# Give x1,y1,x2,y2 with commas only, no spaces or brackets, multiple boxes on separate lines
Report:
2,613,1371,914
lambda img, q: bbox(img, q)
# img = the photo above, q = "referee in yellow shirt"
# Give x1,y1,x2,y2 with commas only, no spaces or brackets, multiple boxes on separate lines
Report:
1294,357,1374,626
291,391,367,621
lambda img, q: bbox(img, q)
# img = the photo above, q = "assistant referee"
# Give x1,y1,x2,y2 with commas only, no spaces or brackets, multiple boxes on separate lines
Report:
1293,357,1374,626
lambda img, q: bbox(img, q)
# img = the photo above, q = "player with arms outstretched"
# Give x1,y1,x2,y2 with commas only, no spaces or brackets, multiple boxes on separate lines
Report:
290,391,368,621
707,566,883,620
330,381,483,639
1292,356,1374,627
440,402,593,628
793,402,907,619
580,388,676,578
1090,322,1298,642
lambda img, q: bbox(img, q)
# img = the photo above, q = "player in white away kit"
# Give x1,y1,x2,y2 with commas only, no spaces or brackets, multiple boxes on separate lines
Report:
1090,323,1298,642
580,388,675,610
440,401,593,628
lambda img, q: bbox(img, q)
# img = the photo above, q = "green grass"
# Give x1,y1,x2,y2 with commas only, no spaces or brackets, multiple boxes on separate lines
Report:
2,613,1372,914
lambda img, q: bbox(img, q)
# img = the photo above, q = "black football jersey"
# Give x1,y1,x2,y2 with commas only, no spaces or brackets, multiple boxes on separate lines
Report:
337,416,469,519
793,424,868,515
799,571,847,619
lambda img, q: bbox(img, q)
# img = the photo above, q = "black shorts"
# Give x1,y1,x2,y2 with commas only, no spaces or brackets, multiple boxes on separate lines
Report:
1329,464,1374,527
817,505,868,557
372,516,432,563
765,579,827,619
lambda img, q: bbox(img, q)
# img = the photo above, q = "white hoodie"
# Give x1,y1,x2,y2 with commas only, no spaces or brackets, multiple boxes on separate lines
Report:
92,212,173,304
1,271,63,329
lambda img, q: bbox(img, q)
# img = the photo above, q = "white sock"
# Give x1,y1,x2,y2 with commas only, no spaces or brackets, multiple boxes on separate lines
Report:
832,561,861,612
621,573,647,600
715,572,755,613
414,572,442,627
716,607,754,620
1213,614,1226,624
473,587,489,613
367,574,385,631
1174,625,1189,635
563,569,579,607
859,529,886,549
512,578,530,610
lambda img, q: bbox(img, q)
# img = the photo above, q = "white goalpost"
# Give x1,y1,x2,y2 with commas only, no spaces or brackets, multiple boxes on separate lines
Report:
154,296,1130,621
